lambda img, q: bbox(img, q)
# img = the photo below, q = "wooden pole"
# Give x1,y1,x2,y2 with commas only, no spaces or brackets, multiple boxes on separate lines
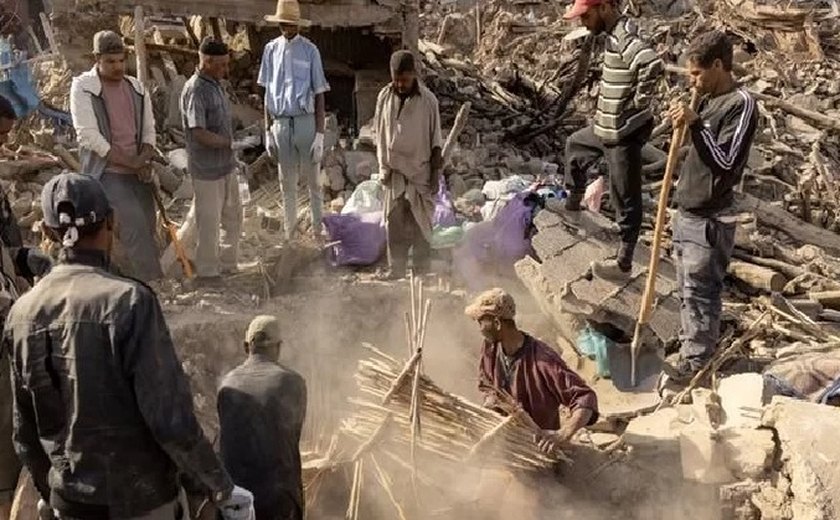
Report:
630,90,699,386
134,6,148,86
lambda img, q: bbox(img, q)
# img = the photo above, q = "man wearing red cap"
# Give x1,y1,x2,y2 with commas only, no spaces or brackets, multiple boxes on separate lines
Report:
563,0,664,282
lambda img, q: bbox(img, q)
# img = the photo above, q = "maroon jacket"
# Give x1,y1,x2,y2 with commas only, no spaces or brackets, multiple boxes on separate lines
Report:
478,334,598,430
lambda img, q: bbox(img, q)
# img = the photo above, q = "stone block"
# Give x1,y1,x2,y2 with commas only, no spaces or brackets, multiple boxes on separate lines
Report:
719,373,766,428
720,427,775,480
625,406,685,451
763,397,840,520
680,424,735,484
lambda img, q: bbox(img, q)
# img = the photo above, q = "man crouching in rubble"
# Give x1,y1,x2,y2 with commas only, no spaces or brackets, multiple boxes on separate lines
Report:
466,289,598,449
663,30,758,383
3,173,238,519
218,315,307,520
375,50,443,280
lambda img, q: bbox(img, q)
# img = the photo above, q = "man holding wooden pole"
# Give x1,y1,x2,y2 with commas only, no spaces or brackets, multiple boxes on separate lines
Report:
562,0,664,281
663,31,758,383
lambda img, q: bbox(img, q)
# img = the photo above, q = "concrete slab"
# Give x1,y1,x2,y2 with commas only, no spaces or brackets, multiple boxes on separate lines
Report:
719,373,766,428
720,427,775,480
763,397,840,520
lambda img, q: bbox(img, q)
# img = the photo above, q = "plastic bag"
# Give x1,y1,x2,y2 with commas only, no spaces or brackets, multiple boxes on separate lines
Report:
431,225,464,249
323,212,386,266
583,176,606,213
342,180,384,216
433,177,457,228
219,486,256,520
577,326,611,378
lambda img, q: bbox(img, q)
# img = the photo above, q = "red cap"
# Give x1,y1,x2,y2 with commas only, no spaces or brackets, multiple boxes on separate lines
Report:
563,0,603,19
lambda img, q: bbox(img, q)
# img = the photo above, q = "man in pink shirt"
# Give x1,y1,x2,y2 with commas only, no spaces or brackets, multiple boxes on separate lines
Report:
70,31,162,281
466,288,598,450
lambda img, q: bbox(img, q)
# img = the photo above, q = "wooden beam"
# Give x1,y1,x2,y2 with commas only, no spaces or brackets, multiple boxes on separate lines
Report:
134,6,149,86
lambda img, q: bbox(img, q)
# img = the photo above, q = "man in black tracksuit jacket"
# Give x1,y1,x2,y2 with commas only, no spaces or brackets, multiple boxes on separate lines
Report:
665,30,758,382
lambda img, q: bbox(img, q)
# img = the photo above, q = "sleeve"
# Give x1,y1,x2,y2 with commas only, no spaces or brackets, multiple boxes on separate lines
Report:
689,91,758,177
429,95,443,150
3,339,50,501
182,87,208,130
257,42,272,88
119,287,233,499
296,376,307,434
141,84,157,146
374,88,389,177
477,342,495,397
546,357,599,424
0,190,22,248
70,77,112,159
310,46,330,96
621,35,664,110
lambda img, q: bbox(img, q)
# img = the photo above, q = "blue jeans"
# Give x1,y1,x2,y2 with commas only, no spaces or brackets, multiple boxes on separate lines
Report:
673,211,736,368
268,114,322,240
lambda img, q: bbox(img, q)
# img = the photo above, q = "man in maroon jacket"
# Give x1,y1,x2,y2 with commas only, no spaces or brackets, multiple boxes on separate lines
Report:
466,288,599,451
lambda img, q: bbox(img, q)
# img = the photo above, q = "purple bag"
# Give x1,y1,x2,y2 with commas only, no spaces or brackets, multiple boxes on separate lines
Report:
323,212,386,266
433,177,458,228
453,192,535,290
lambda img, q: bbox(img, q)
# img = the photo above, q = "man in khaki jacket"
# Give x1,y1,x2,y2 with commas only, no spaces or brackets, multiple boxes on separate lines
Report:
374,51,443,280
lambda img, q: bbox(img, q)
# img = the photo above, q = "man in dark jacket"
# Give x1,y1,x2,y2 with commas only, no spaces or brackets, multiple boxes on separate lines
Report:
0,95,52,519
664,30,758,382
3,173,234,519
218,315,307,520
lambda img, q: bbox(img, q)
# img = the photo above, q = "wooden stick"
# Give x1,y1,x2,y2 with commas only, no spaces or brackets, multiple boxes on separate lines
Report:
134,6,149,86
442,102,472,166
381,350,423,405
404,312,414,357
630,90,699,386
370,454,409,520
352,413,393,462
466,414,516,460
39,13,58,55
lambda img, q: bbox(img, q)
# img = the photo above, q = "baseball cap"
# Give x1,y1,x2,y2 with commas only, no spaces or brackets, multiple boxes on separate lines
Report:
93,30,125,55
246,315,282,347
563,0,604,19
41,173,112,247
465,288,516,321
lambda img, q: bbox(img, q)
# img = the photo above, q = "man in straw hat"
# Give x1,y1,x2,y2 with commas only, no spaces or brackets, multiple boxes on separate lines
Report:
4,172,236,519
218,315,307,520
259,0,330,242
375,50,443,280
69,30,162,281
465,289,598,453
562,0,663,282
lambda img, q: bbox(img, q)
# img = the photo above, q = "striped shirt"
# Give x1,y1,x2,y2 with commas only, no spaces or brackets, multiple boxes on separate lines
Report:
676,88,758,216
595,17,664,143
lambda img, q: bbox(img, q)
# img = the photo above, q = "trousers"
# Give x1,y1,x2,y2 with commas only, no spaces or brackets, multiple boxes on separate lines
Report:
100,172,163,281
673,211,736,367
192,172,242,278
57,500,177,520
387,196,430,273
564,121,652,249
269,114,322,240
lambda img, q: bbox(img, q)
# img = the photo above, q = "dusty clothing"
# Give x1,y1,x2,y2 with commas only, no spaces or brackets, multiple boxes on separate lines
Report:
258,35,330,118
181,72,235,181
478,334,598,430
57,500,178,520
99,172,162,281
218,355,307,520
101,79,138,175
764,353,840,404
375,83,443,243
595,17,663,144
3,248,232,518
676,88,758,216
0,350,18,502
192,172,241,277
69,67,155,180
268,114,321,240
387,195,430,273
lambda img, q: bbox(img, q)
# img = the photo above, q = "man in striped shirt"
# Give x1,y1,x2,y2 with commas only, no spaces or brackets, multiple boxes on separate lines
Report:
563,0,664,281
664,30,758,382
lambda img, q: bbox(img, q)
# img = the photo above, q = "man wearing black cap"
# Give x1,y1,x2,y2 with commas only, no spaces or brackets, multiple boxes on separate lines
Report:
374,50,443,280
69,30,162,282
2,173,236,518
180,37,254,283
0,94,52,520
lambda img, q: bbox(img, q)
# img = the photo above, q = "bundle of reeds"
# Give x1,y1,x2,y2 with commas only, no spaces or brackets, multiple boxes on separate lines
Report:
341,344,569,473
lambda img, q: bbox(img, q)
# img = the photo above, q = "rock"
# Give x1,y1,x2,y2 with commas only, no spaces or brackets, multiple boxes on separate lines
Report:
344,151,377,185
625,406,686,451
762,397,840,520
448,173,468,198
751,485,794,520
721,428,776,480
679,424,734,484
325,166,346,192
718,373,766,428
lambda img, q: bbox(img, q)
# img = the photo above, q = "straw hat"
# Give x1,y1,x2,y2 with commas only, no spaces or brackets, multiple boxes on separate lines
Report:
264,0,311,27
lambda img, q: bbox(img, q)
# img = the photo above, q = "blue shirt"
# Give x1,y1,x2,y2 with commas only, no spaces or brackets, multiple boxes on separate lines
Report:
258,35,330,118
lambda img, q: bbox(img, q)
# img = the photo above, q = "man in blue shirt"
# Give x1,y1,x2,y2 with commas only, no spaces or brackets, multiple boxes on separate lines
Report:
260,0,330,242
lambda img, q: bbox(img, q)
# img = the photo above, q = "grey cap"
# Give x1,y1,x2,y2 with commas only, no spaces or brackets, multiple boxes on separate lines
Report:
93,30,125,55
41,172,112,230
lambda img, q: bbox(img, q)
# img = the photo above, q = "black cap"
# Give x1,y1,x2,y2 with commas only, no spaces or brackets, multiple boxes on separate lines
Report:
42,172,112,230
199,36,229,56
